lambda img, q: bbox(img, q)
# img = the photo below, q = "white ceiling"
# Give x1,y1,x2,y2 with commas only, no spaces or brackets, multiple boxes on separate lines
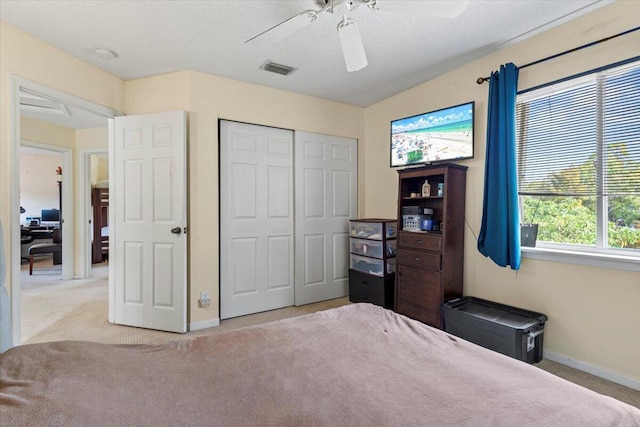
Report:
1,0,612,117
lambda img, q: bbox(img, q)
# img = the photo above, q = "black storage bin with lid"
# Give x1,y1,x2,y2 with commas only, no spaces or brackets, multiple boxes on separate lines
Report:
443,297,548,364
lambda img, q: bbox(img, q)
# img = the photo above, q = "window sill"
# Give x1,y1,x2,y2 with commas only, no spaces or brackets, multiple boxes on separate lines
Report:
521,246,640,273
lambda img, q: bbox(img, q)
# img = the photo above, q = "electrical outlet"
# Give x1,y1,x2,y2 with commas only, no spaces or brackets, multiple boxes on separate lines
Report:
199,291,211,307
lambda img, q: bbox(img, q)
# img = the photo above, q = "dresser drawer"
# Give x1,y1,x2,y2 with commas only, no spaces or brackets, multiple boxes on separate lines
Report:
349,269,394,309
397,249,441,271
398,231,442,251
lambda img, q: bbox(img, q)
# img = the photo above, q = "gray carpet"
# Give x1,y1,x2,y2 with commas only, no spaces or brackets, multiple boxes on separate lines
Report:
18,262,640,409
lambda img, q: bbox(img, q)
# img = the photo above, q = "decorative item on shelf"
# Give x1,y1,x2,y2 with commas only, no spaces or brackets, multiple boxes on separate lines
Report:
402,214,426,232
420,208,434,231
421,218,433,231
422,180,431,197
437,183,444,197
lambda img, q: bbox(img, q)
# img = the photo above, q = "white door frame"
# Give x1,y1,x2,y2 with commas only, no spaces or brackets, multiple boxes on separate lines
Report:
77,148,109,279
9,75,121,345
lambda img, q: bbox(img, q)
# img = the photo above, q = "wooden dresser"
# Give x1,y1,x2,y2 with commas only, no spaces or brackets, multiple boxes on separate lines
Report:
395,163,467,328
92,187,109,264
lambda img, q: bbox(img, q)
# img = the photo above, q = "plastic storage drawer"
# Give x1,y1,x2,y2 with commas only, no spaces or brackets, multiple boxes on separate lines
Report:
350,254,396,277
443,297,547,364
350,220,397,240
350,238,397,259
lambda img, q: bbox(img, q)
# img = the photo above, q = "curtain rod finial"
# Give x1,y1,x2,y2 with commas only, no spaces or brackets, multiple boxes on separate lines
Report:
477,77,489,85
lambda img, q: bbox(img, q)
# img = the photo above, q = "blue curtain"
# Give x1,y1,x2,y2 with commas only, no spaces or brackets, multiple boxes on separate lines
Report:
477,63,521,270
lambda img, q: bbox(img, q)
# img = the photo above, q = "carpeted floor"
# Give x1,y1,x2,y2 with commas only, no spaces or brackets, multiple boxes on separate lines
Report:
18,260,640,409
20,259,350,345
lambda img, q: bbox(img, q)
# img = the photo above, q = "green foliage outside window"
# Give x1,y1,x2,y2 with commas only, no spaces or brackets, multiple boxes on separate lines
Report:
521,149,640,250
522,196,640,249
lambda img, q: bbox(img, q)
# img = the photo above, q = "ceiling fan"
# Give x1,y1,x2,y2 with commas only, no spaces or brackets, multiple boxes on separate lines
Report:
246,0,469,72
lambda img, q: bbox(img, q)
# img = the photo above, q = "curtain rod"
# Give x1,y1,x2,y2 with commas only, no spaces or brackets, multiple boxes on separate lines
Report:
476,26,640,84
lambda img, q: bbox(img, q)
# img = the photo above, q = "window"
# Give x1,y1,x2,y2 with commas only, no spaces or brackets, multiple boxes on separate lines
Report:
516,58,640,265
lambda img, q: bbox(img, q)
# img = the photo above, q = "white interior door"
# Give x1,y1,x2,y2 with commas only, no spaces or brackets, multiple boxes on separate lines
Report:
220,121,294,319
111,111,187,333
294,131,357,306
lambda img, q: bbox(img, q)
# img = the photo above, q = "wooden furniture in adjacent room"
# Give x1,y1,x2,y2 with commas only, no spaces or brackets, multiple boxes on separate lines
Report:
395,163,467,328
348,219,397,309
91,187,109,264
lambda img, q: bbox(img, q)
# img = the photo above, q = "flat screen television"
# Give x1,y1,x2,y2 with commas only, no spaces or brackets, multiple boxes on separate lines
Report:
41,209,60,223
390,101,474,168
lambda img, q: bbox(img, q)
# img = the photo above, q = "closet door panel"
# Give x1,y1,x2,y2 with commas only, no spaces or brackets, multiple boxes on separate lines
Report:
220,121,294,319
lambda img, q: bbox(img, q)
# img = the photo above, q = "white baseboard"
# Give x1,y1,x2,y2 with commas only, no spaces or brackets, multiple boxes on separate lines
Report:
543,350,640,392
188,318,220,332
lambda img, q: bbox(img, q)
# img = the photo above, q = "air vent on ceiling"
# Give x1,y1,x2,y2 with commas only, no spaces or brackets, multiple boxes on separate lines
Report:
260,61,296,76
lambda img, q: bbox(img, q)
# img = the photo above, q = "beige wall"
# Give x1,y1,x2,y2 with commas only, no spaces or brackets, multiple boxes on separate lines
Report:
95,157,109,185
75,127,109,152
20,117,73,224
0,21,125,293
125,70,365,324
363,1,640,381
75,127,109,187
21,117,75,149
19,152,63,223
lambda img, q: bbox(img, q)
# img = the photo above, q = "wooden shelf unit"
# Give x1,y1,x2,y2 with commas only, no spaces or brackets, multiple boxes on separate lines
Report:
394,163,467,328
92,187,109,264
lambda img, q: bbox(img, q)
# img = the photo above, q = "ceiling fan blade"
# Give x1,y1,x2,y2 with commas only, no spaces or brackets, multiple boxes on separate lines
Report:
337,18,368,72
246,10,318,45
371,0,469,18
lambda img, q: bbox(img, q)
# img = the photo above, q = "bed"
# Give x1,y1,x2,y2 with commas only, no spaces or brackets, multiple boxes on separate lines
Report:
1,304,639,426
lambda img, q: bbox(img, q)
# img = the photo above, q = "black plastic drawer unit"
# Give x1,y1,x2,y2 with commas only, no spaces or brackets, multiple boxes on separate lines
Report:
443,297,548,364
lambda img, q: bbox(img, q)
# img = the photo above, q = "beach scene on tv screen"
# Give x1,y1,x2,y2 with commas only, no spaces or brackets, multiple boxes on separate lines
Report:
391,103,473,166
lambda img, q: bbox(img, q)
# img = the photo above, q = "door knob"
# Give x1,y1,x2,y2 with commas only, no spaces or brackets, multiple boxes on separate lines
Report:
171,227,182,235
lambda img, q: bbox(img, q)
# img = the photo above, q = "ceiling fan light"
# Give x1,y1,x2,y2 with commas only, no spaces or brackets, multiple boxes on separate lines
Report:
337,19,368,72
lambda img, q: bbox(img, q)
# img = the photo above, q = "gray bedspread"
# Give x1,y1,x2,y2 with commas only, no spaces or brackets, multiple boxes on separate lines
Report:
1,303,639,426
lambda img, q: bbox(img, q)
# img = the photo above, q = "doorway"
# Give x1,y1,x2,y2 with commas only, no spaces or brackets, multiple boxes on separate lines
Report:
10,76,120,345
79,150,110,279
19,144,67,279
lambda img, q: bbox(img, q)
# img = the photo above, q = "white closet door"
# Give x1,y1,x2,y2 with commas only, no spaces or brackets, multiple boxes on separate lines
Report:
220,121,294,319
294,131,358,306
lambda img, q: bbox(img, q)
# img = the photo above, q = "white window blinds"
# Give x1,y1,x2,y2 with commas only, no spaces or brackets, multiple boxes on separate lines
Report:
516,59,640,197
